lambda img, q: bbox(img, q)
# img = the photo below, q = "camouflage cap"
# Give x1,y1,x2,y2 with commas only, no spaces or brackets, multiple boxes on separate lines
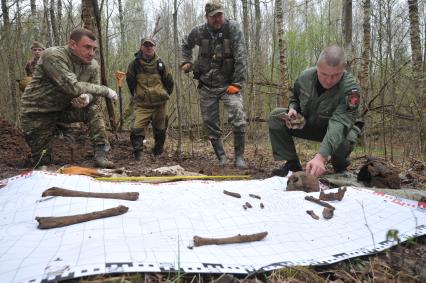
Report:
140,38,156,46
205,1,224,17
31,41,45,50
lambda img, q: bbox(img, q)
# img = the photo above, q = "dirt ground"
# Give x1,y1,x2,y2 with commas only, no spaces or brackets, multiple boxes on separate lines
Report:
1,118,426,282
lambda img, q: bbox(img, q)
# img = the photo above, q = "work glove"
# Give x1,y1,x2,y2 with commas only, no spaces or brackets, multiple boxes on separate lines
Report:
71,93,92,108
181,63,192,73
226,85,240,94
106,88,118,101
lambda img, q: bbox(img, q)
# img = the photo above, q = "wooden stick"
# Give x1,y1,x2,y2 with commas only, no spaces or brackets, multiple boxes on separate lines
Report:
306,210,319,220
36,205,129,229
319,187,347,201
193,232,268,247
223,190,241,198
305,196,335,210
42,187,139,201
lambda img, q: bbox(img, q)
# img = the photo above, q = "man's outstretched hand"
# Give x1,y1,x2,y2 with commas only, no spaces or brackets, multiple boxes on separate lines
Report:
306,153,326,177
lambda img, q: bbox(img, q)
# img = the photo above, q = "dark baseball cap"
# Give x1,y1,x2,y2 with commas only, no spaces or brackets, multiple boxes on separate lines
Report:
205,1,224,17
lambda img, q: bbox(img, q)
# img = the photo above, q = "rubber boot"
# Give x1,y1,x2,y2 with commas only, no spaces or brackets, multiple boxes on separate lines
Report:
153,128,166,156
234,133,247,169
130,129,144,161
272,159,302,177
94,144,115,168
210,139,227,166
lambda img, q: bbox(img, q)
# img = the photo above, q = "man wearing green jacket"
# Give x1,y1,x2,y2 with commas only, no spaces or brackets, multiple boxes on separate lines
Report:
126,38,174,160
20,28,118,168
269,45,363,177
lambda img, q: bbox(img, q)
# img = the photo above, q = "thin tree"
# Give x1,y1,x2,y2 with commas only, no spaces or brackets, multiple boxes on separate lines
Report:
81,0,116,131
407,0,425,156
50,0,59,45
342,0,352,69
1,0,18,121
275,0,289,106
173,0,182,155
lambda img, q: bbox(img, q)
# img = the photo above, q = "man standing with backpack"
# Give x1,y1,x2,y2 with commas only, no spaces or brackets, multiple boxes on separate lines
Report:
126,38,174,160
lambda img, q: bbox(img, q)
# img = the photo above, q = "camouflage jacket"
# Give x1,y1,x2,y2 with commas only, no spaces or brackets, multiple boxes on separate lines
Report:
24,57,38,76
126,51,174,104
289,67,362,157
21,46,109,114
181,20,246,89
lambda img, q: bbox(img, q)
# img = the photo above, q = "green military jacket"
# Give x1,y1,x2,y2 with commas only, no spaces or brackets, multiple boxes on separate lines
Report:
21,46,109,114
289,67,362,157
126,52,174,107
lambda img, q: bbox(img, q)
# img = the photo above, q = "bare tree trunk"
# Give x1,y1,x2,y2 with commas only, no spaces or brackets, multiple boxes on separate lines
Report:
81,0,116,131
117,0,125,70
173,0,182,155
30,0,39,40
57,0,63,44
1,0,18,122
43,0,53,46
50,0,59,46
275,0,289,106
342,0,352,69
242,0,249,55
407,0,425,157
360,0,371,150
254,0,262,118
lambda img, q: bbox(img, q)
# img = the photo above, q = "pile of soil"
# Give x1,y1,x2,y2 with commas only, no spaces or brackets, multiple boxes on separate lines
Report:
0,118,31,167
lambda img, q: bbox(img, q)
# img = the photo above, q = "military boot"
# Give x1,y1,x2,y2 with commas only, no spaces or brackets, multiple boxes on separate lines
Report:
153,128,166,156
94,144,115,168
272,159,302,177
234,132,247,169
210,139,227,166
130,129,144,161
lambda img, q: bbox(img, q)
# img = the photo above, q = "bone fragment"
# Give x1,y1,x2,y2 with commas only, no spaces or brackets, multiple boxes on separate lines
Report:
249,194,261,199
36,205,129,229
305,196,335,210
306,210,319,220
193,232,268,247
42,187,139,201
322,207,334,219
223,190,241,198
319,187,347,201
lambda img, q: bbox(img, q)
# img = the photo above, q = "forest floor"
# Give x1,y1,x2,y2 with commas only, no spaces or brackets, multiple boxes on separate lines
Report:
1,117,426,282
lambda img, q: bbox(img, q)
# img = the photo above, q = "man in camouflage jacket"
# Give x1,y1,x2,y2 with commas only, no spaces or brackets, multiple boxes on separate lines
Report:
126,38,174,160
269,45,364,177
20,28,118,168
19,42,46,92
181,1,248,168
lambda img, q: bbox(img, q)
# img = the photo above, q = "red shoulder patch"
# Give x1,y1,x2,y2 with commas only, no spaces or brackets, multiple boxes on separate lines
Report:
347,89,360,110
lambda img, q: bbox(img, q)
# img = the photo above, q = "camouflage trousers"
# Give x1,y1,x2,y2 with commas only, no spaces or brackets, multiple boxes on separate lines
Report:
20,103,109,165
269,107,361,171
199,85,246,139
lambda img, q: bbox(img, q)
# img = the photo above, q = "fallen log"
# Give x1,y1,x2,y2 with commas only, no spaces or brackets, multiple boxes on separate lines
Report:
193,231,268,247
36,205,129,229
305,196,335,210
42,187,139,201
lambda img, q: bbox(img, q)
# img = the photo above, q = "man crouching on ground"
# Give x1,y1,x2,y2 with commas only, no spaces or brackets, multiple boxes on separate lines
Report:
20,27,118,168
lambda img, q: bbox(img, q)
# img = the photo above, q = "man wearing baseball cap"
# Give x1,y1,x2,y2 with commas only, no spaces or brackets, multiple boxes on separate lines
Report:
126,37,174,160
181,1,248,169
